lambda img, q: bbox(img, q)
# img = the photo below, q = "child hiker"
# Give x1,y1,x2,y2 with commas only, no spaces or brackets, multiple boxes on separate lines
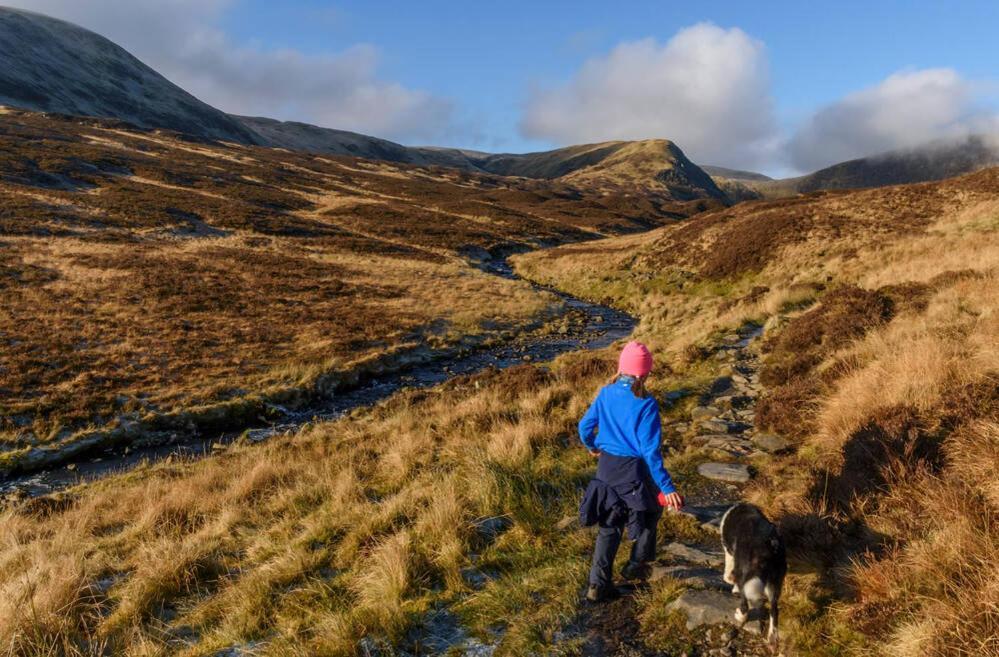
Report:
578,340,683,602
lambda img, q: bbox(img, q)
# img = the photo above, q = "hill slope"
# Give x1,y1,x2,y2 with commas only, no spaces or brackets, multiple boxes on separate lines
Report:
0,7,258,144
0,107,704,465
0,7,726,204
516,167,999,656
748,135,999,198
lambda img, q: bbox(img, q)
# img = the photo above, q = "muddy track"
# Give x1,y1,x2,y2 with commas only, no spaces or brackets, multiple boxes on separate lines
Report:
0,258,635,500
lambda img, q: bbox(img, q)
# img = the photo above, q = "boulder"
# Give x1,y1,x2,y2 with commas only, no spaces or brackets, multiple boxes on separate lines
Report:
753,433,791,453
669,590,763,633
697,462,752,483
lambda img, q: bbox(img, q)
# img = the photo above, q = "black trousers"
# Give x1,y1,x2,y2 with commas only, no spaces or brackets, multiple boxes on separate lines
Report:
588,508,662,588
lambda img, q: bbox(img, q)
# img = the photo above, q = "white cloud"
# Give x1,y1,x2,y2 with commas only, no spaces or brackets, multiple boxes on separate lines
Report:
520,23,779,170
787,68,999,171
4,0,456,142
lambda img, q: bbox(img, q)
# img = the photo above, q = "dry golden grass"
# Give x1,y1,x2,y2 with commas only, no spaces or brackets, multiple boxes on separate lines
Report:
517,168,999,656
4,110,998,655
0,356,611,656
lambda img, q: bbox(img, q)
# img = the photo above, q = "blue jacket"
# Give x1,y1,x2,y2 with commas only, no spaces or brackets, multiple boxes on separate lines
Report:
578,377,676,495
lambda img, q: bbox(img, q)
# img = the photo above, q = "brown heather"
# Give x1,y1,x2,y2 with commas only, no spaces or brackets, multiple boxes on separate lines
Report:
2,109,998,656
0,110,697,446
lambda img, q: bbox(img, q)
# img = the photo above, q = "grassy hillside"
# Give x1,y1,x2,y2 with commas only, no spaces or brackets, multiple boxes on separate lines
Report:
0,109,702,471
2,110,995,655
515,168,999,656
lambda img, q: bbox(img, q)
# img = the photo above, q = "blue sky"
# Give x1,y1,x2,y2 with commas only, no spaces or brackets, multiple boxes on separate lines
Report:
11,0,999,174
219,1,998,144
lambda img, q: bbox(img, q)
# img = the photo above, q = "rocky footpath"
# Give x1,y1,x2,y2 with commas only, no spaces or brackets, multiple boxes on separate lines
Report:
562,323,789,657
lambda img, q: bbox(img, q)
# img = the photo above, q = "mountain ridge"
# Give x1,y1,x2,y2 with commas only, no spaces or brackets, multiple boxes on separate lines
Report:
0,7,725,203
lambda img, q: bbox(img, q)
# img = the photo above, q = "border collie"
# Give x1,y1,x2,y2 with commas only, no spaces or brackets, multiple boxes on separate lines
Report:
720,503,786,651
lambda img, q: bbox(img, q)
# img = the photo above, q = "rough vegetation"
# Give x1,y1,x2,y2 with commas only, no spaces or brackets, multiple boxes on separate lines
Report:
0,109,700,459
515,167,999,656
2,107,998,656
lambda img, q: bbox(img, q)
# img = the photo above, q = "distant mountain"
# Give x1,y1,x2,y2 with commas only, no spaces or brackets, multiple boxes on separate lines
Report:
0,7,258,144
0,7,724,204
746,135,999,198
473,140,726,201
700,165,772,182
242,119,725,201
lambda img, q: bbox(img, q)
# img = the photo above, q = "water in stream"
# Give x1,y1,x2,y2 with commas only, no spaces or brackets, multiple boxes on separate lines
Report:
1,259,635,499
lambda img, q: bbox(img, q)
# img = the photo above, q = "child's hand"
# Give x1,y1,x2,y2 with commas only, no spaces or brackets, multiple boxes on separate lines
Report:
588,449,601,458
657,491,684,511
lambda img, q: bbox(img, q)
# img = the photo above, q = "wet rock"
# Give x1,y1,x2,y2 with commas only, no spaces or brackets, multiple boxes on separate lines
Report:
697,462,752,483
708,376,734,394
669,590,762,633
664,542,725,567
753,433,791,453
461,566,490,589
473,515,511,539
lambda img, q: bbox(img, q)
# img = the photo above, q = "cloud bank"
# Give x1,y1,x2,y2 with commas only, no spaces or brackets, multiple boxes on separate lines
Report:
522,23,999,174
5,0,455,143
787,68,999,171
520,23,778,170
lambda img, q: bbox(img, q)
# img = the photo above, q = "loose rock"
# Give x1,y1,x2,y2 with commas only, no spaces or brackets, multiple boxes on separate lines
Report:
697,462,752,483
753,433,791,453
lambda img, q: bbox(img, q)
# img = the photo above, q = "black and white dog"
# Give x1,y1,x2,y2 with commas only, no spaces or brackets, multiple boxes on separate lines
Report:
720,503,786,651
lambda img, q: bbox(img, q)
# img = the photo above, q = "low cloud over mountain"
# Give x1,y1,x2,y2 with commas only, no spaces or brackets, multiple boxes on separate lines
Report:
787,68,999,172
520,23,778,172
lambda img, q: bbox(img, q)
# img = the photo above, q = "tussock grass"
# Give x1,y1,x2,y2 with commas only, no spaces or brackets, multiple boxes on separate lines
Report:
4,109,999,655
518,167,999,655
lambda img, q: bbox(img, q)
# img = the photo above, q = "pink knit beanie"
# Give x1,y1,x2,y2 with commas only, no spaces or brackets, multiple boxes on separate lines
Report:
618,341,653,377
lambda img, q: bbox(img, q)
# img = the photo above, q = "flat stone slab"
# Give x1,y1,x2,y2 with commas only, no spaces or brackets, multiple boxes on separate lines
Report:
650,564,729,591
698,462,752,483
664,542,725,568
753,433,791,453
669,590,762,633
699,419,732,434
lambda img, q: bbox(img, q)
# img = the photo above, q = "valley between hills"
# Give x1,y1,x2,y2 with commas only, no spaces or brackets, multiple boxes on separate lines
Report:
1,105,996,657
1,7,998,657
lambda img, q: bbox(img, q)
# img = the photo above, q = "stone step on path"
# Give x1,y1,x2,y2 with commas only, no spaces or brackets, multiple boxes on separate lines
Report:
646,325,778,656
669,590,764,635
697,462,752,483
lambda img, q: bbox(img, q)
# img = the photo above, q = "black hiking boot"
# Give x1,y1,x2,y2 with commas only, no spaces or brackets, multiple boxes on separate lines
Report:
620,560,647,581
585,584,619,603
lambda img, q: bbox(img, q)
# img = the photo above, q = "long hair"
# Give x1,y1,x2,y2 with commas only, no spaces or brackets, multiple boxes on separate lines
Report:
610,373,648,398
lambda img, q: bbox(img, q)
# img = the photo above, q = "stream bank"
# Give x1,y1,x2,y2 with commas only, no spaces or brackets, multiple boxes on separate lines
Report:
1,258,636,501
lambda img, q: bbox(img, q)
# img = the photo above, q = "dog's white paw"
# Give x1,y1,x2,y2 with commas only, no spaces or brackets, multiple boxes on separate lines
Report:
734,607,748,624
731,584,740,595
